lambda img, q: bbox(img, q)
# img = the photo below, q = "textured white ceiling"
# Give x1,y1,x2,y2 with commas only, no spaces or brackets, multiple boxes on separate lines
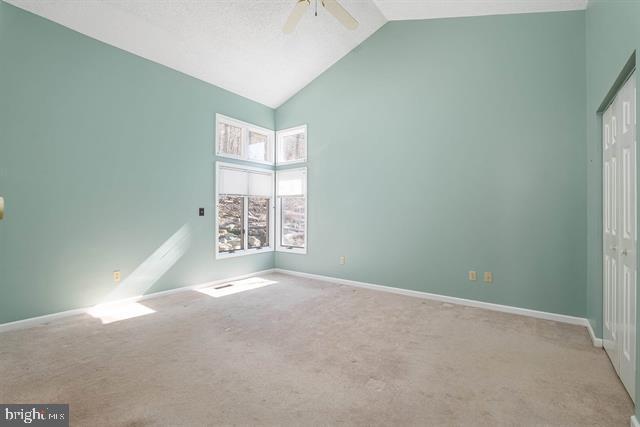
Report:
6,0,386,108
373,0,588,21
6,0,587,108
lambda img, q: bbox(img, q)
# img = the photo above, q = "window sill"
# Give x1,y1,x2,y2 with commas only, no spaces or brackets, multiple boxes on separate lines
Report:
216,152,274,166
276,247,307,255
216,247,274,260
276,158,306,166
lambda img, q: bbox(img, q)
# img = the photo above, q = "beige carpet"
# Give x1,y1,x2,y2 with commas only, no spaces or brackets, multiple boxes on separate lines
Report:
0,273,633,426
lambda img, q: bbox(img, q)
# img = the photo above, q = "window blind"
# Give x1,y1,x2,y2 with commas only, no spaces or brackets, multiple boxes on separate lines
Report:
218,166,273,196
276,168,307,197
248,171,273,196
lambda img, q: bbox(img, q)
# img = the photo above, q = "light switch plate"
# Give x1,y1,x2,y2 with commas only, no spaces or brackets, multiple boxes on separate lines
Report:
0,196,4,220
339,256,346,265
483,272,493,283
468,271,477,281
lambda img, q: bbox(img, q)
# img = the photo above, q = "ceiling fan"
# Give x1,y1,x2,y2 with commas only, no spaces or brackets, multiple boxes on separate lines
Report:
283,0,359,34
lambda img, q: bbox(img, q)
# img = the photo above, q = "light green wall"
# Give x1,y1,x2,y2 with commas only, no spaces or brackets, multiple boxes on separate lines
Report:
3,0,639,413
0,1,275,324
275,11,587,317
585,0,640,412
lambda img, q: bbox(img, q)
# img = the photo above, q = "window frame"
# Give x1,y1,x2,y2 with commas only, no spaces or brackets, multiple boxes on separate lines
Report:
215,114,275,166
215,162,275,259
276,125,307,166
276,167,308,254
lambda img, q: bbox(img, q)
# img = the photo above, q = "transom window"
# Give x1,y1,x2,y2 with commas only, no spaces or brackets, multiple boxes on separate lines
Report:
276,125,307,165
216,114,274,165
216,162,274,258
218,121,243,158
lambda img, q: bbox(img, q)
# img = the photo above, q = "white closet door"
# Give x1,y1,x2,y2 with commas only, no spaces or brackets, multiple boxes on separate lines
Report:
618,73,636,400
603,71,636,402
603,94,620,372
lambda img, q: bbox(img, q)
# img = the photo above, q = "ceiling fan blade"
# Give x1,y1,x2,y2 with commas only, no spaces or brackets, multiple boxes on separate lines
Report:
321,0,358,30
283,0,310,34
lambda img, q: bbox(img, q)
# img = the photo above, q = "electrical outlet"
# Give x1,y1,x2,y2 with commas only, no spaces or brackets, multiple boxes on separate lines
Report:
113,270,121,283
483,272,493,283
468,271,477,281
339,256,346,265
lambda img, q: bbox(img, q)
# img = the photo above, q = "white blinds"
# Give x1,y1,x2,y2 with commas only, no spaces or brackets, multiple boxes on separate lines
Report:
277,168,307,196
218,165,306,197
218,167,248,195
248,171,273,196
218,166,273,196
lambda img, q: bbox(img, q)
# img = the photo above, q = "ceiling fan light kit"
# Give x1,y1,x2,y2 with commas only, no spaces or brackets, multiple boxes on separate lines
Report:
283,0,359,34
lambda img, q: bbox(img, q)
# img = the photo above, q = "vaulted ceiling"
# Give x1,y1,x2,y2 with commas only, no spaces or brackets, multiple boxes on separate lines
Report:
6,0,588,108
374,0,587,21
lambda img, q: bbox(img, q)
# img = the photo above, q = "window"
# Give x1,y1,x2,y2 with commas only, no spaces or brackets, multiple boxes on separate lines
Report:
281,197,305,248
218,121,243,158
216,162,274,258
276,125,307,165
276,168,307,254
248,197,270,248
216,114,274,165
248,130,273,163
218,196,244,252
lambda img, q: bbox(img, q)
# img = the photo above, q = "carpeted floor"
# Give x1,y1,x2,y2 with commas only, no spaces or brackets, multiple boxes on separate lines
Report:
0,273,634,426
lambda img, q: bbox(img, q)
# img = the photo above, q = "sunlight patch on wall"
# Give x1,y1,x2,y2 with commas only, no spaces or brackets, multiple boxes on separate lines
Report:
102,224,192,303
86,224,191,324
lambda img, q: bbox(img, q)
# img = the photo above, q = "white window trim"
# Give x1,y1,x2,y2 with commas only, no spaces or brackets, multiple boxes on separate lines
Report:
215,161,275,259
276,124,307,166
276,167,308,255
215,114,275,166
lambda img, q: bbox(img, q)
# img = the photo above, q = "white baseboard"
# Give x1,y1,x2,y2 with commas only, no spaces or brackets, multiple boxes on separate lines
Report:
0,268,276,333
2,267,607,351
587,321,604,348
631,415,639,427
274,269,602,345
